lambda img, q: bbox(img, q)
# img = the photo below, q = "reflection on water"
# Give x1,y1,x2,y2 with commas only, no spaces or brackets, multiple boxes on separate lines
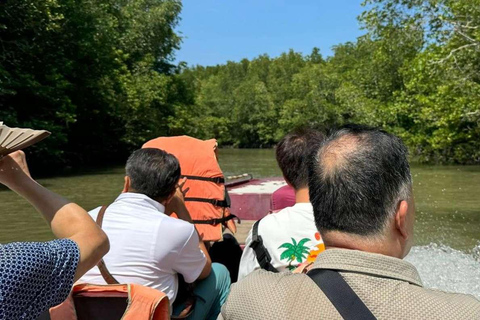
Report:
0,148,479,296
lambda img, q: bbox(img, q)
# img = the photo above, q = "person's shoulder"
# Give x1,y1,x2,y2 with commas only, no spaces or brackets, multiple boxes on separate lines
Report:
235,269,314,292
158,215,196,238
223,270,323,319
394,284,480,318
161,214,194,228
258,203,314,232
266,203,313,219
2,239,79,256
419,286,480,311
260,206,293,224
1,240,79,281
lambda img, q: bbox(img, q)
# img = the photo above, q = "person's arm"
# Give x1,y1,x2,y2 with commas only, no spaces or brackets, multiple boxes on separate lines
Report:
196,237,212,280
166,181,212,280
0,151,110,281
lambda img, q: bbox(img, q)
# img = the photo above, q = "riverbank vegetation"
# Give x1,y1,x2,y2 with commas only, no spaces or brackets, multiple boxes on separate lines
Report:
1,0,479,172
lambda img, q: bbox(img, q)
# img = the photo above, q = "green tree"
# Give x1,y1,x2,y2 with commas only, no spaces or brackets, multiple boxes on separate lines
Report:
0,0,182,170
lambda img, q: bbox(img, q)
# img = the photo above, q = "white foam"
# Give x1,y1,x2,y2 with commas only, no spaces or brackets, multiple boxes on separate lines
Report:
405,243,480,299
229,180,286,194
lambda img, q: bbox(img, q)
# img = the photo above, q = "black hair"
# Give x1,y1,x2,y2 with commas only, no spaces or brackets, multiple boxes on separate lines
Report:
308,124,412,236
125,148,180,201
276,128,325,190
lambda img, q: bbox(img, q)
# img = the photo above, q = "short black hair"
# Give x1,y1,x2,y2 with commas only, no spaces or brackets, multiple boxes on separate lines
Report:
276,128,325,190
308,124,412,236
125,148,180,201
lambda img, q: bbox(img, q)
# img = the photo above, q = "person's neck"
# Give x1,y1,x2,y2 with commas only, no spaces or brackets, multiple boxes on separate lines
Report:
122,189,166,206
295,187,310,203
323,231,404,259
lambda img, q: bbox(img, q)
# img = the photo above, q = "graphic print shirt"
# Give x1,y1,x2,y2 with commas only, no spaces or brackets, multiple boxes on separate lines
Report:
238,203,325,281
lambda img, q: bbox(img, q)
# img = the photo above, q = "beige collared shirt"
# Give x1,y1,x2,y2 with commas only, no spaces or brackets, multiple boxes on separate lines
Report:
220,249,480,320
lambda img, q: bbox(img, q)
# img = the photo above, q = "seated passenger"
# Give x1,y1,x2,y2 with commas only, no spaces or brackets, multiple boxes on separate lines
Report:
221,125,480,319
238,129,326,280
80,148,230,320
0,151,109,319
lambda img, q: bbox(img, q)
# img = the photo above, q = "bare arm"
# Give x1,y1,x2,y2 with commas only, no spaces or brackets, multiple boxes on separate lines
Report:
166,179,212,280
0,151,110,281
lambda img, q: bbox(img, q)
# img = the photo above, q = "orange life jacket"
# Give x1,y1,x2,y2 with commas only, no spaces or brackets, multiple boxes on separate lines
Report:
49,283,170,320
142,136,237,241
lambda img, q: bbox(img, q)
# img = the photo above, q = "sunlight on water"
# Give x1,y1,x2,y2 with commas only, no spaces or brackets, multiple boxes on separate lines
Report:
405,243,480,299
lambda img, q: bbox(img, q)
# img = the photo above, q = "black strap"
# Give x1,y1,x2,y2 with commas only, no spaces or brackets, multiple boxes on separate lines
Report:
184,197,229,208
180,175,225,184
250,219,279,273
306,269,376,320
192,214,238,225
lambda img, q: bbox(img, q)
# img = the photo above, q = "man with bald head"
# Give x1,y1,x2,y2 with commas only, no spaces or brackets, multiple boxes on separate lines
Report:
220,125,480,320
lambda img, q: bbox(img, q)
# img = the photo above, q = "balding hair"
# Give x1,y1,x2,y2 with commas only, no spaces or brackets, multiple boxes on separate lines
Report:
308,125,412,236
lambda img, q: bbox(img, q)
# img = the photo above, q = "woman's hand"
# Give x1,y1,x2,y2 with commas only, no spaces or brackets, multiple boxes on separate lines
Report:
0,151,32,188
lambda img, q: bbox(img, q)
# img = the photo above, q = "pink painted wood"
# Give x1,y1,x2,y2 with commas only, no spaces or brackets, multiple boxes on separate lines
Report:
227,178,292,220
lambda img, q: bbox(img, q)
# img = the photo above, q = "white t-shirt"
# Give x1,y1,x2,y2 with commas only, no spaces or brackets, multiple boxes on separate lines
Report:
80,193,206,304
238,202,325,281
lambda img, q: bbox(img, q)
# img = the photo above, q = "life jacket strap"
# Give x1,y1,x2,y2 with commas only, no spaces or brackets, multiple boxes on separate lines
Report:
180,175,225,184
184,197,230,208
192,214,238,226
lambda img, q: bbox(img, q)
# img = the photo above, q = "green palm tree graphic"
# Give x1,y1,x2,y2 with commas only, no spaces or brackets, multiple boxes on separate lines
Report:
278,238,311,270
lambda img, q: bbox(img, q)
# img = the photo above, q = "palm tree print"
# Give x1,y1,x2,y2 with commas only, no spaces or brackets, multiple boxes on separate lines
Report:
278,238,311,270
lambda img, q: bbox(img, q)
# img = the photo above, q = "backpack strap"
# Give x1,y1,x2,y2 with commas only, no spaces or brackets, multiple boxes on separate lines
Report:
249,219,279,273
95,205,120,285
306,269,376,320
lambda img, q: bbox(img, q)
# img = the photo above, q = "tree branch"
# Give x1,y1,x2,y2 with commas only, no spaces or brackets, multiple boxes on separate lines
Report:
432,43,477,64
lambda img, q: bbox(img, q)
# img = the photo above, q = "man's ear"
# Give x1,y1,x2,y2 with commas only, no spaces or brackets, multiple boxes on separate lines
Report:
122,176,131,193
161,188,176,208
395,200,409,239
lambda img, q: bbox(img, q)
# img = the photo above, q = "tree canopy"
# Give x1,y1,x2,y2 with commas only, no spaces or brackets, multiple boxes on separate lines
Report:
172,0,480,163
1,0,479,171
1,0,183,170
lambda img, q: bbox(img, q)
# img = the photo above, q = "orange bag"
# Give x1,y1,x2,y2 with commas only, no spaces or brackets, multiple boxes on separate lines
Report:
143,136,237,241
49,283,170,320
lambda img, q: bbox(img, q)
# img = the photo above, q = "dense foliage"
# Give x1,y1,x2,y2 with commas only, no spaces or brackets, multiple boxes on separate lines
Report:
0,0,184,170
174,0,480,163
1,0,480,170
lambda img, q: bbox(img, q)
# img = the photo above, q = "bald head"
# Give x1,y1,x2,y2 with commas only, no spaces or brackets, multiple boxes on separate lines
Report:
308,125,412,237
319,134,364,179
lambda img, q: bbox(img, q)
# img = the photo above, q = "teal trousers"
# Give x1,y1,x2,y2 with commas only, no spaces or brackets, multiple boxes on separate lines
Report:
173,263,231,320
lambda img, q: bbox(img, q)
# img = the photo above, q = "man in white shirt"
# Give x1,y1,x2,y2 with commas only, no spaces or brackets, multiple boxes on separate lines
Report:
80,148,230,320
238,129,326,280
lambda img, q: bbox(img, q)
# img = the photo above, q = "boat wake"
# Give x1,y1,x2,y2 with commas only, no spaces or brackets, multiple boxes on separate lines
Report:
405,243,480,299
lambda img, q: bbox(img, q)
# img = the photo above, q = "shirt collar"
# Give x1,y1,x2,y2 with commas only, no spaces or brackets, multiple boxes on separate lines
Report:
312,248,423,287
114,192,166,213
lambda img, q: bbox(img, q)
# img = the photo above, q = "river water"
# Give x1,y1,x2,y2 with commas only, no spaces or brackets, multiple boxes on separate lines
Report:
0,149,479,298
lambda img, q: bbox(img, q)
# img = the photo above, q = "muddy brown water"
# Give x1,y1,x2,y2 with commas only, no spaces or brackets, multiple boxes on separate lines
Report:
1,148,479,297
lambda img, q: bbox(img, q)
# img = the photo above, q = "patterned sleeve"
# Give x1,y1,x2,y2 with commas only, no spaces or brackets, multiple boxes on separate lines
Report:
0,238,80,320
